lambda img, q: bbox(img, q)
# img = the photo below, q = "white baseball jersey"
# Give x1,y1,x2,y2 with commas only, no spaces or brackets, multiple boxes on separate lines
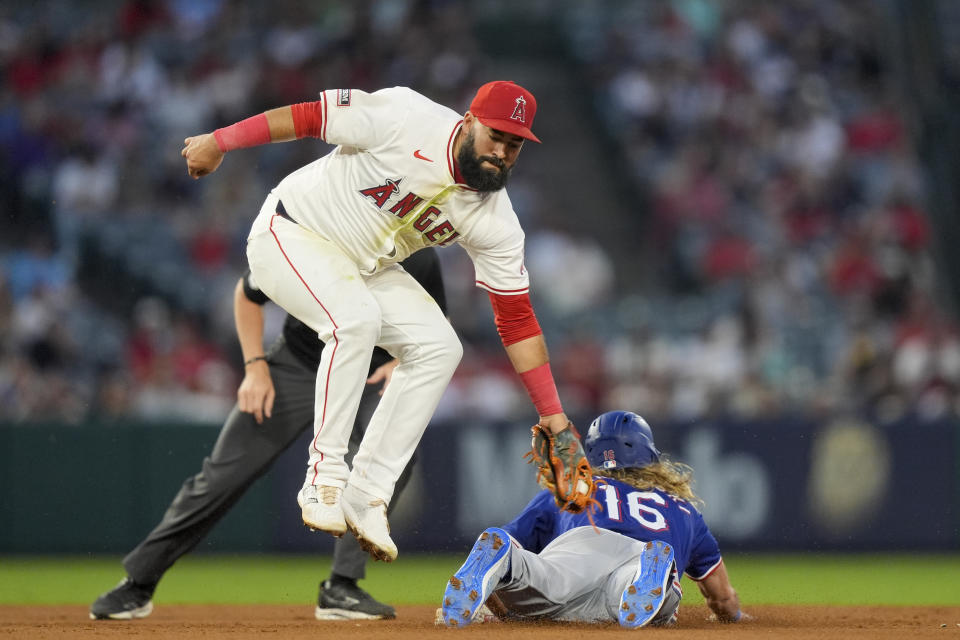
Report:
274,86,530,296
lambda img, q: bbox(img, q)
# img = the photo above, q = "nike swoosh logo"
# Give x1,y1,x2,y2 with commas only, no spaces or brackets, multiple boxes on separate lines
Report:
413,149,433,162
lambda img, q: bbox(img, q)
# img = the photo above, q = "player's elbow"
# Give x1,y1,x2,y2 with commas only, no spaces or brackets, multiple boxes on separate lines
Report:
233,278,248,308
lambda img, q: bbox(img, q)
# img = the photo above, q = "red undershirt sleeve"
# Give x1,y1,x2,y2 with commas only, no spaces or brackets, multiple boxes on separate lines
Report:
290,100,325,140
488,291,542,346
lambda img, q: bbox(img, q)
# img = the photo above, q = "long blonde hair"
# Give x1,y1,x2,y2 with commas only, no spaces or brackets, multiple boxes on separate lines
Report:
594,456,703,508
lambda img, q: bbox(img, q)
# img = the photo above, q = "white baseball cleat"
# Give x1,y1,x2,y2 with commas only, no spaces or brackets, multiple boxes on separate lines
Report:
298,485,347,536
341,484,398,562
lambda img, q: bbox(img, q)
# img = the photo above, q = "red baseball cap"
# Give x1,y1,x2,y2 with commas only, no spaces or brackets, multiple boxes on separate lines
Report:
469,80,541,143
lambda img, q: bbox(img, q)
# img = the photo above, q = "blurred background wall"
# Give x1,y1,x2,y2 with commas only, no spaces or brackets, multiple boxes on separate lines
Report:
0,0,958,552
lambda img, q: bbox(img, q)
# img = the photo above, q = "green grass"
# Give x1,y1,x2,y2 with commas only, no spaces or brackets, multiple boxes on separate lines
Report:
716,553,960,606
0,554,461,606
1,552,959,607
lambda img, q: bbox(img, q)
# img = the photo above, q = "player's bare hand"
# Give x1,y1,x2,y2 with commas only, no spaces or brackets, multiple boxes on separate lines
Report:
238,360,275,424
367,359,399,396
538,413,572,435
181,133,224,179
707,611,753,623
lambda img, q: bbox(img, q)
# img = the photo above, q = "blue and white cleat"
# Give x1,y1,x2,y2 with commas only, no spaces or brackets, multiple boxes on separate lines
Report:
441,527,512,627
618,540,677,628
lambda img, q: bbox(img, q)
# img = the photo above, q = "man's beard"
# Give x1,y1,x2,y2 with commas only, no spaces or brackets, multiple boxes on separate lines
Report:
457,131,512,192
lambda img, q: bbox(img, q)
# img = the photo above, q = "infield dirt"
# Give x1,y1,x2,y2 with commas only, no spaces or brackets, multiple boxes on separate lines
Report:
3,604,960,639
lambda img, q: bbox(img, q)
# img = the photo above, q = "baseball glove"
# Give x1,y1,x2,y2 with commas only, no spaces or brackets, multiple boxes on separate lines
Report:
526,422,595,513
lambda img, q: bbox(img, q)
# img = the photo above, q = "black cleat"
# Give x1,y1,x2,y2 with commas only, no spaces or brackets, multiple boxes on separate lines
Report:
90,577,155,620
314,579,396,620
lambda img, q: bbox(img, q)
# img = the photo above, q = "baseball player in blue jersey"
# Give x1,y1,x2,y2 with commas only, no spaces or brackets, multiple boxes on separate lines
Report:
440,410,748,628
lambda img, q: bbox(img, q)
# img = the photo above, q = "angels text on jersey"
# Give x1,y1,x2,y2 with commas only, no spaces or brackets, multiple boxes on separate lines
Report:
358,177,461,247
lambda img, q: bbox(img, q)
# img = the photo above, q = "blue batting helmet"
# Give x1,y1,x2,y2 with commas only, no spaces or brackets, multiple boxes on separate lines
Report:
584,410,661,470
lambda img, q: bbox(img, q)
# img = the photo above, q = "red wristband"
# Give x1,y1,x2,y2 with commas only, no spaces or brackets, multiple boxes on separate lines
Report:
213,113,271,152
519,363,563,417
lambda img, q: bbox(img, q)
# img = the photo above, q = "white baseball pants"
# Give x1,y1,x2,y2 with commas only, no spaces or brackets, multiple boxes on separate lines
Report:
246,193,462,503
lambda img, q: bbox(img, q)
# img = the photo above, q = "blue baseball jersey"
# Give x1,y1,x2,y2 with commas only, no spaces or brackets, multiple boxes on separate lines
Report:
502,476,723,580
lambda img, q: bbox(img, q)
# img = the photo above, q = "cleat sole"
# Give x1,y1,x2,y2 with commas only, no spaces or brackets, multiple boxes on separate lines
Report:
618,540,676,629
439,528,512,628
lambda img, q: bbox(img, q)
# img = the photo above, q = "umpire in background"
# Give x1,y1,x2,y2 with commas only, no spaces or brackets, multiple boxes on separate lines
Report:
90,248,447,621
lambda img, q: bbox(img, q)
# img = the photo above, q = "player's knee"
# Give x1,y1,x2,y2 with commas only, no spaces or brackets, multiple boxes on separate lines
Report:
432,328,462,372
338,308,382,346
399,326,461,372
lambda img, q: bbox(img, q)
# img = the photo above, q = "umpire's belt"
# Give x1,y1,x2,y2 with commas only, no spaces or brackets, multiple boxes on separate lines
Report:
276,199,297,224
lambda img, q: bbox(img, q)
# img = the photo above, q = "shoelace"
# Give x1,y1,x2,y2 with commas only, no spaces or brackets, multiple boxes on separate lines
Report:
320,486,340,505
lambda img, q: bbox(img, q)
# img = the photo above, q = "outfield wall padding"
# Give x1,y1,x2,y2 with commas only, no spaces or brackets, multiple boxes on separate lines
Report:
1,415,956,553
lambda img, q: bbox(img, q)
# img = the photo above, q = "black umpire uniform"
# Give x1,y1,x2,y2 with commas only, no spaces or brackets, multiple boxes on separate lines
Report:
122,248,447,586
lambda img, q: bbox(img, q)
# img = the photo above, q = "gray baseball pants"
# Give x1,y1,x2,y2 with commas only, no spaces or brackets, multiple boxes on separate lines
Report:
122,336,413,585
496,527,678,624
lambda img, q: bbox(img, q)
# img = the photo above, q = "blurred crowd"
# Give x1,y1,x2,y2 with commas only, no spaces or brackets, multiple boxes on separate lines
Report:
555,0,958,424
0,0,956,426
0,0,487,423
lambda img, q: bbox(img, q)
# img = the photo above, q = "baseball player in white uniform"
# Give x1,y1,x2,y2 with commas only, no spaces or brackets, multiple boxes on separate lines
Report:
181,81,591,562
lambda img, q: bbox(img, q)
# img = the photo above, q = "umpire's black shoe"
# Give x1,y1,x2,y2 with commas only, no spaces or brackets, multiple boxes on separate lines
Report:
315,579,396,620
90,577,156,620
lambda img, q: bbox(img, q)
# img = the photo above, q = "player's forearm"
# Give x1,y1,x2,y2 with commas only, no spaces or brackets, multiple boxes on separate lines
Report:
233,279,267,362
503,334,549,373
213,106,296,152
706,590,741,622
698,563,742,622
504,336,569,433
264,106,297,141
